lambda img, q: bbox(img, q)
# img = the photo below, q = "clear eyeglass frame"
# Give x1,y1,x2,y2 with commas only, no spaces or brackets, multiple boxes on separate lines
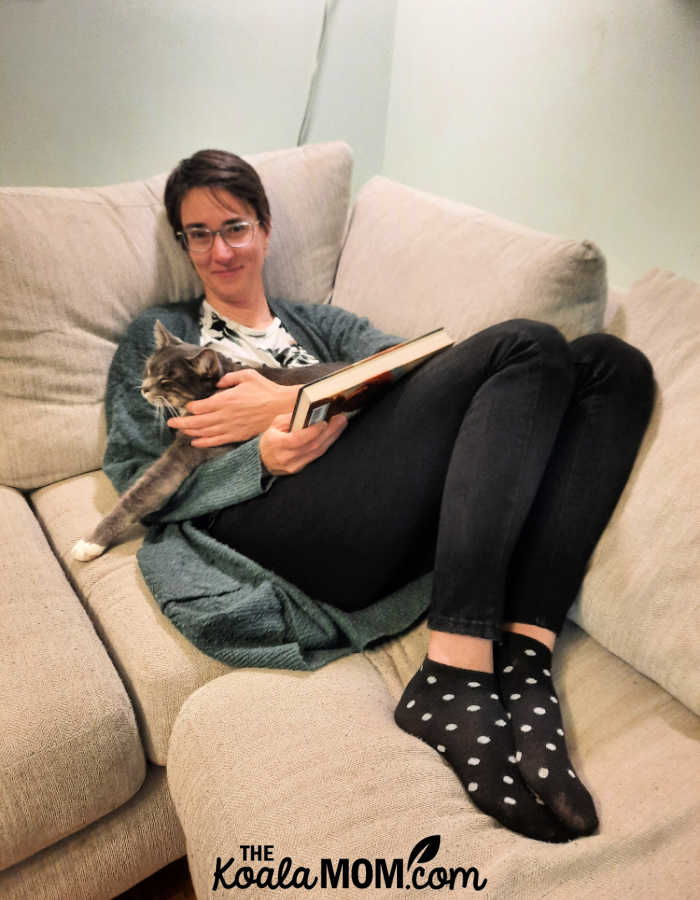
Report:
177,220,259,253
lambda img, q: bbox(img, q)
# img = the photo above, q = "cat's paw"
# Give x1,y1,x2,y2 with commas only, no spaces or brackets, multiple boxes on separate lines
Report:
71,539,107,562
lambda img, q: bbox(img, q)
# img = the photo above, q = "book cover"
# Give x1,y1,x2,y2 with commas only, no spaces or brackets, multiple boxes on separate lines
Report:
289,328,454,431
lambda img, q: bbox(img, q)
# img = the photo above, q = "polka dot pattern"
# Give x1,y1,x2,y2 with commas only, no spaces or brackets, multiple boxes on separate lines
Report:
495,633,599,836
394,655,573,843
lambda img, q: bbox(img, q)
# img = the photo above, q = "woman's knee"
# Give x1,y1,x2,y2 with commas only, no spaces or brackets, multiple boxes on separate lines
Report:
572,332,655,411
488,318,574,381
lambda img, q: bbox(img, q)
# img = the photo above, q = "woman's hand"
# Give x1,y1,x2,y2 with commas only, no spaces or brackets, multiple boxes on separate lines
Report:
259,413,348,475
167,369,298,447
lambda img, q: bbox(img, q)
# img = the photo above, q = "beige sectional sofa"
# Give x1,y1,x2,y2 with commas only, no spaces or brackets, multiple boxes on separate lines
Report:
1,141,698,899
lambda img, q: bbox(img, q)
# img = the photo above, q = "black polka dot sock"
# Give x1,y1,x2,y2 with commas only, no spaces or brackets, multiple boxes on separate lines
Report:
495,632,598,836
394,656,573,843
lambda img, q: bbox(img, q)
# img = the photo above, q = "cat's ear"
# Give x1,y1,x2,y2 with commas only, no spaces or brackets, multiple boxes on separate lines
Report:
190,347,223,380
153,319,183,350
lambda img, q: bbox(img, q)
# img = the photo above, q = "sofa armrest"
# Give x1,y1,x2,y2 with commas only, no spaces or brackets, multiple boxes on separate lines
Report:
0,486,146,870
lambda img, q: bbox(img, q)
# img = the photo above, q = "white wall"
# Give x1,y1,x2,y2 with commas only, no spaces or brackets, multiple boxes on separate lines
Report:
2,0,698,287
0,0,396,191
305,0,397,193
383,0,700,288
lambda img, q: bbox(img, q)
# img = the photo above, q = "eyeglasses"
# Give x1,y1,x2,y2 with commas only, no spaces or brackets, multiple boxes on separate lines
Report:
177,220,259,253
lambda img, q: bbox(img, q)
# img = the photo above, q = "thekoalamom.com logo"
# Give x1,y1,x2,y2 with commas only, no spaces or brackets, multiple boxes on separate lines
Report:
212,835,487,892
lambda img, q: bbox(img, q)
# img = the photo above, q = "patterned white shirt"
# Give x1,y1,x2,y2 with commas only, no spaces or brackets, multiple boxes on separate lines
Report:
199,300,320,369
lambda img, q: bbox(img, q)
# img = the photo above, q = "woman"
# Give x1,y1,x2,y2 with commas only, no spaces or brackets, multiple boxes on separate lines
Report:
104,149,654,844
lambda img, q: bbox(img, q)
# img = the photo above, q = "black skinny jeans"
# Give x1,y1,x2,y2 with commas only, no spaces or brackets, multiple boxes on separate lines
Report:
207,319,654,640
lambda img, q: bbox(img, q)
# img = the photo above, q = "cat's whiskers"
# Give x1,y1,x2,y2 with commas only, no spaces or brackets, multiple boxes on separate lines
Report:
152,405,167,435
150,400,187,437
164,400,184,419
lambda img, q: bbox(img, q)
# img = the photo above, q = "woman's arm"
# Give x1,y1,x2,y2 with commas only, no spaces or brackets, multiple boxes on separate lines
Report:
165,368,299,448
166,301,402,449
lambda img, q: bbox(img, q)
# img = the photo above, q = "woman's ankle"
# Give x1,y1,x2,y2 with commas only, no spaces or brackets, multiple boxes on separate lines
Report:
427,630,494,673
502,622,556,652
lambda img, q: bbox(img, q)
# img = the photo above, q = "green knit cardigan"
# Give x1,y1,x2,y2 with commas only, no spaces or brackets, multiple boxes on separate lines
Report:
103,298,432,670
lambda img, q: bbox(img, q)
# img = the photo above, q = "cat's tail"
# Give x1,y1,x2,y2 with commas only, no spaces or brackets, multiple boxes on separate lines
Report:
72,539,107,562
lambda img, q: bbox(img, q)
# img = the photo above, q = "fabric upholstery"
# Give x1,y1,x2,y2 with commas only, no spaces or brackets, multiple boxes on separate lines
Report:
168,621,700,899
0,486,146,871
570,269,700,714
30,472,232,766
0,766,184,900
0,141,353,491
332,176,606,343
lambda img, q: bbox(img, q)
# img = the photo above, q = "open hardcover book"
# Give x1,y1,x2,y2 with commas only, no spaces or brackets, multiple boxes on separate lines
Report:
289,327,454,431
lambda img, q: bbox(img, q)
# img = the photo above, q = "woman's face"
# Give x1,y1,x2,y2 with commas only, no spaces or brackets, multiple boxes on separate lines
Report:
178,186,270,316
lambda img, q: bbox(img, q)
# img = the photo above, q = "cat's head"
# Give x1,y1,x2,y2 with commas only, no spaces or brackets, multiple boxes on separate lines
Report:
141,320,239,413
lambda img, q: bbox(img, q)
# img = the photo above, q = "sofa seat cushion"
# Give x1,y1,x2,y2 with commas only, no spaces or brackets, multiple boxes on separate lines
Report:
0,141,352,492
31,472,233,766
0,765,184,900
167,620,700,898
333,176,606,343
570,269,700,715
0,487,146,872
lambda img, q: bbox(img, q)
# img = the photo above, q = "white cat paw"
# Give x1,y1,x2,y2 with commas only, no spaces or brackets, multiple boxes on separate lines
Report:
72,539,106,562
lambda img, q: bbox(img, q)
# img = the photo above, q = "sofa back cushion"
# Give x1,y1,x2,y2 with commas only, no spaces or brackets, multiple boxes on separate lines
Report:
333,176,606,342
0,142,352,490
569,269,700,715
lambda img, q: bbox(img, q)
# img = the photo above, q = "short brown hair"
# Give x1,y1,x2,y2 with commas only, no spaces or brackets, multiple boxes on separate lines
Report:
164,149,271,239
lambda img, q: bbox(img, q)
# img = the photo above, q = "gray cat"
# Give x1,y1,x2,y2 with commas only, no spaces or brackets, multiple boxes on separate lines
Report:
72,319,342,561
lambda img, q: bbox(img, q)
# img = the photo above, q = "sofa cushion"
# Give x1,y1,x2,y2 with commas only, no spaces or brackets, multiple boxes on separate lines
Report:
168,620,700,898
569,269,700,715
333,176,606,342
30,473,232,766
0,486,146,871
0,141,352,491
0,766,184,900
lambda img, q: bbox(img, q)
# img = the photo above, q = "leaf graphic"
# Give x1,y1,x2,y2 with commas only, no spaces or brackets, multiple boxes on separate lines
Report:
407,835,441,870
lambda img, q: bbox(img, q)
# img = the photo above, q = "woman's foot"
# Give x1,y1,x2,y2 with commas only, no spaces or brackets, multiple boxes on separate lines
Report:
495,631,598,836
395,656,573,843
